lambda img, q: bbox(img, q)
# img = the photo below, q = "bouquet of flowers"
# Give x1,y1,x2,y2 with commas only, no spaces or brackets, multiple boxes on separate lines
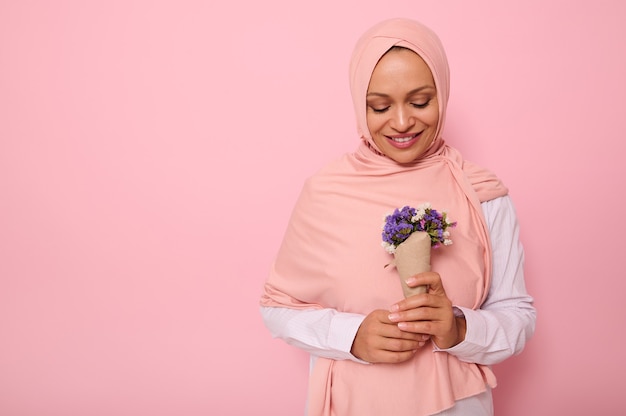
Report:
382,203,456,297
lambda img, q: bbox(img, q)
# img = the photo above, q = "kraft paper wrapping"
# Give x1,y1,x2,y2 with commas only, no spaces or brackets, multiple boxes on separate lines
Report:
393,231,431,298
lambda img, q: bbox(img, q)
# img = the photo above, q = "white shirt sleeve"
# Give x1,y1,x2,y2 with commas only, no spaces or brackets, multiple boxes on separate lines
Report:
260,195,535,365
435,195,536,365
261,306,367,362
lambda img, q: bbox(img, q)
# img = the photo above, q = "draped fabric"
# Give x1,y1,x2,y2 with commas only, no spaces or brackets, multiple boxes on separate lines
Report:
261,18,508,415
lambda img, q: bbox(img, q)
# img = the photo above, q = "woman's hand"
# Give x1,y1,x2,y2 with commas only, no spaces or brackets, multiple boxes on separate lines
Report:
351,309,429,364
388,272,466,349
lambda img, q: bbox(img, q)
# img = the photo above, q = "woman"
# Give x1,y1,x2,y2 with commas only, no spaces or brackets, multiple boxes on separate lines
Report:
260,17,535,416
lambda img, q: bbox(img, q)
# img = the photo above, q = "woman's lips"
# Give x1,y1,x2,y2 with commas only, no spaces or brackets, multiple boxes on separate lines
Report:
386,133,421,149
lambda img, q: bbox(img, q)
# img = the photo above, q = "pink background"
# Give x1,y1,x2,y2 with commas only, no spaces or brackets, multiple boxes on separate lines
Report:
1,1,625,415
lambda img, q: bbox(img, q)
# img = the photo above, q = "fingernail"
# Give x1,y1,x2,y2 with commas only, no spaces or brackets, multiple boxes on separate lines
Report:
388,313,399,321
406,277,417,285
389,304,399,312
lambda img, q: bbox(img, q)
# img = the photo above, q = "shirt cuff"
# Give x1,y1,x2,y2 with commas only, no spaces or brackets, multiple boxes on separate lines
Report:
328,313,369,363
432,306,486,358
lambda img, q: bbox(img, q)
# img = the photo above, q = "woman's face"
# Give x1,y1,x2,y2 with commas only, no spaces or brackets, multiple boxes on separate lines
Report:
366,48,439,164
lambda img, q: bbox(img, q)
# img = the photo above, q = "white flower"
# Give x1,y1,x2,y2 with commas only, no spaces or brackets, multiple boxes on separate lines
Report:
443,231,450,238
417,202,431,210
381,241,396,254
443,239,453,246
411,214,423,222
413,208,426,221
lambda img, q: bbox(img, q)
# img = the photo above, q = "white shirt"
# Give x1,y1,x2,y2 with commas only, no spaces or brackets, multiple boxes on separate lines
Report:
261,195,536,415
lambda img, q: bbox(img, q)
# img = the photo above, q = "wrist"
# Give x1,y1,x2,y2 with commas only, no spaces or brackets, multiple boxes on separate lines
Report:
454,316,467,346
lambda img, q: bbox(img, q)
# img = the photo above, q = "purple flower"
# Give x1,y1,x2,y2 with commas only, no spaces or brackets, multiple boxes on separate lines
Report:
381,203,457,254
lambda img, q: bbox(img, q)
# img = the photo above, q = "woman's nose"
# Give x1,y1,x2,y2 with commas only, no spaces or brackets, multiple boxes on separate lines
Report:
390,107,414,132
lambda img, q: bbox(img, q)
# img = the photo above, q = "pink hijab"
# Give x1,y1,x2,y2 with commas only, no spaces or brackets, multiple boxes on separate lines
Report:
261,18,508,415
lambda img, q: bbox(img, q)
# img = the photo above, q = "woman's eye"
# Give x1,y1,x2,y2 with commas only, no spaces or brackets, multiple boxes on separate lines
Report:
369,106,390,113
412,100,431,109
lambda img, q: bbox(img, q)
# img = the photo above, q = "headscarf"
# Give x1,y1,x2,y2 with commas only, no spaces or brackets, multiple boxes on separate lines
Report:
261,18,508,416
350,17,450,158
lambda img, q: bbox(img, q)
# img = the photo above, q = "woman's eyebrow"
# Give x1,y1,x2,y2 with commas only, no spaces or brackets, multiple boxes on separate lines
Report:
366,86,435,98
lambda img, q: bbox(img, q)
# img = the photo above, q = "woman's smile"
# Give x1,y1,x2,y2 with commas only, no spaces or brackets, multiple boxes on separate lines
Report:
387,132,422,148
366,47,439,164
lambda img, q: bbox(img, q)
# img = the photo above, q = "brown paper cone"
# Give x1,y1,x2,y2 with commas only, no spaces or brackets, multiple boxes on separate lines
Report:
393,231,431,298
